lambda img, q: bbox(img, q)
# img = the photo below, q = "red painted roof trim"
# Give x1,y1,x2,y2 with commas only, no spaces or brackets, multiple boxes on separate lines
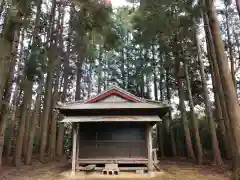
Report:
87,89,140,103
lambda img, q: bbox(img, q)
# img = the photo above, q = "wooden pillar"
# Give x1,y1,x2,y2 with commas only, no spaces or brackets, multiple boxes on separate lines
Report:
71,123,77,176
147,124,154,176
76,124,79,165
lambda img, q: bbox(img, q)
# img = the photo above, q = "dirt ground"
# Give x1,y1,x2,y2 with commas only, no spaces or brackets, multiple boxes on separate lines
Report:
0,158,230,180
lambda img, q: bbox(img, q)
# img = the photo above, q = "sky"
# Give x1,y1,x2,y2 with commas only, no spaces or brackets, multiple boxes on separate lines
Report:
111,0,128,7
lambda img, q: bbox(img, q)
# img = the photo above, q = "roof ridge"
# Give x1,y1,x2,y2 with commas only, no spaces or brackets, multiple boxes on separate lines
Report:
83,86,116,104
110,85,144,102
84,85,144,103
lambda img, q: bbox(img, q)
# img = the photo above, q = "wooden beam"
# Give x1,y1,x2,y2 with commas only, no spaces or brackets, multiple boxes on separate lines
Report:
71,123,77,176
89,167,148,171
77,158,148,164
147,125,154,176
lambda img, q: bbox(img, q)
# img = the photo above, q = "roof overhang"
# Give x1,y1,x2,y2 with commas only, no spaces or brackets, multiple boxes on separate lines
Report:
55,86,171,118
57,102,168,110
57,102,170,118
61,115,162,123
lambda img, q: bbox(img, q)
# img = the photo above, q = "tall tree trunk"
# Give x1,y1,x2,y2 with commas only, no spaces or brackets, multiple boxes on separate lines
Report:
48,4,64,160
6,75,22,158
49,67,61,160
5,26,25,159
173,36,195,160
225,4,236,89
0,2,25,111
175,124,184,156
49,108,58,160
178,78,196,161
211,64,230,159
157,122,164,157
56,90,67,157
39,59,54,162
12,78,33,166
166,67,177,156
159,53,164,101
125,33,130,89
157,50,167,158
22,109,32,157
75,60,83,101
56,4,73,157
121,48,126,89
98,47,103,94
0,81,12,164
205,0,240,175
25,82,43,164
184,60,203,164
87,59,93,99
22,0,42,160
194,24,223,165
203,9,233,159
235,0,240,19
153,72,158,101
0,26,21,118
0,28,21,165
152,44,158,101
75,9,86,100
39,0,57,162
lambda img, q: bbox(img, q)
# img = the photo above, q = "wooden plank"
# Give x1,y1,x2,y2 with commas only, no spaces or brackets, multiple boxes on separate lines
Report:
78,122,148,159
92,167,148,171
61,115,162,123
78,141,147,159
79,140,146,143
71,123,77,176
78,158,148,164
78,157,148,160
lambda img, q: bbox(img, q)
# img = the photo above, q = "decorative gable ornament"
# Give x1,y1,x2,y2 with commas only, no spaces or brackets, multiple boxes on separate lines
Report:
85,85,142,103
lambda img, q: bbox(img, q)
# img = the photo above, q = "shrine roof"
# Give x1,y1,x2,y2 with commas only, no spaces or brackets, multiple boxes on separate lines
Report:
55,85,170,117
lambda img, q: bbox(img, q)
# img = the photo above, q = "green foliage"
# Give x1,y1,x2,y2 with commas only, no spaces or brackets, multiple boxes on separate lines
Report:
70,0,122,58
24,39,46,81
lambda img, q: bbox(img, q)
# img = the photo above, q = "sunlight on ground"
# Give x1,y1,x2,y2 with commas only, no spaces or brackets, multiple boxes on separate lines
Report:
60,171,164,179
1,159,229,180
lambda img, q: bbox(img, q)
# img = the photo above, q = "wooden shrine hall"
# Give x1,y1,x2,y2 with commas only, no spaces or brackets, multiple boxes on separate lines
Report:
56,85,170,175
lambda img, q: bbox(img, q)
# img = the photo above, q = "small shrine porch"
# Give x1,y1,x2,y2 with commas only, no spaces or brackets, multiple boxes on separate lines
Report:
56,85,170,176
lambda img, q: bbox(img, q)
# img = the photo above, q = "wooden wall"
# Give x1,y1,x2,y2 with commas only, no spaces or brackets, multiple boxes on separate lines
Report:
78,122,148,159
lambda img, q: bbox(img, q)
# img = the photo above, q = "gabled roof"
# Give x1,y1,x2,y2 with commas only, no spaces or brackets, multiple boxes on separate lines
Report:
56,85,170,115
84,85,144,103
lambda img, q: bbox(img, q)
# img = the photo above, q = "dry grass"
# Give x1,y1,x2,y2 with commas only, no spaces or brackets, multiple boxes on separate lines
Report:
0,158,230,180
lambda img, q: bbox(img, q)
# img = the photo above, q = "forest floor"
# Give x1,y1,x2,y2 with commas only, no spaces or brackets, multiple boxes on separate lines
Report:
0,157,230,180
